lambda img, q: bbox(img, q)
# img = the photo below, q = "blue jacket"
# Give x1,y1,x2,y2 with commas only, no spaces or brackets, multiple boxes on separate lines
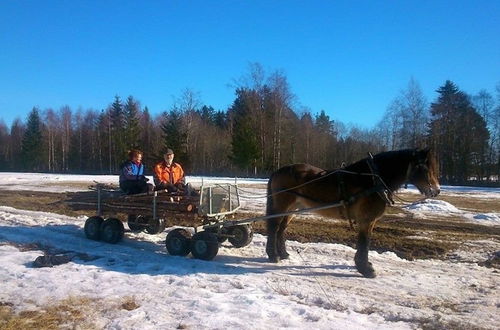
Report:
119,161,144,183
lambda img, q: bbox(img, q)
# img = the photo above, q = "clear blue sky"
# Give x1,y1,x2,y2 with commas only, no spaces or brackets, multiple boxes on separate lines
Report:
1,1,499,129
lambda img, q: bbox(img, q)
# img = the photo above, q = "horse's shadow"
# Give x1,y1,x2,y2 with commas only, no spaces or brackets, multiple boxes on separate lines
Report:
0,224,361,278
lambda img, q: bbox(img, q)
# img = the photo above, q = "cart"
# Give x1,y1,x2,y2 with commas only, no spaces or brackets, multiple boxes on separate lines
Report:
77,182,254,260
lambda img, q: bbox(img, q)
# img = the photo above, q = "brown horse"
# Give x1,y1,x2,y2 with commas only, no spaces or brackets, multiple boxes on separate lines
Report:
265,148,440,278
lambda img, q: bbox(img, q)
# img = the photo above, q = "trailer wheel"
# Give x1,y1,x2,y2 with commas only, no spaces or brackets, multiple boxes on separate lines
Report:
191,231,219,261
127,214,145,232
228,225,253,248
166,228,192,256
146,217,166,234
205,226,229,243
84,216,104,240
100,218,124,244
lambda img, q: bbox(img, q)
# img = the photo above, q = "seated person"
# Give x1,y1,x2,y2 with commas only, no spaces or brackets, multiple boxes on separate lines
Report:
153,148,190,194
119,149,153,195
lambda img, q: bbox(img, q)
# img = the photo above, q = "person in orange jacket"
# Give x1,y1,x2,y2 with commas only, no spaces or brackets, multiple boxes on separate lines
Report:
153,148,186,193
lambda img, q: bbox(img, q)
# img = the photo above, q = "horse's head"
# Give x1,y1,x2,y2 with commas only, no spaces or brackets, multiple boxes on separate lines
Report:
407,148,440,198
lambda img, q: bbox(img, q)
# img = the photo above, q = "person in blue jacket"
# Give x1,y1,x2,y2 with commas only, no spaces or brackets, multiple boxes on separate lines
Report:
119,149,153,195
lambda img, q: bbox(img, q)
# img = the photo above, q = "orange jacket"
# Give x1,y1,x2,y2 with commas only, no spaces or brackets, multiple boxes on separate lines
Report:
153,161,185,185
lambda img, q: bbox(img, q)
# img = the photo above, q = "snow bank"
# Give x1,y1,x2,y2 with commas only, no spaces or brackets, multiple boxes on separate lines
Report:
405,199,462,213
404,199,500,226
1,206,499,329
1,172,499,328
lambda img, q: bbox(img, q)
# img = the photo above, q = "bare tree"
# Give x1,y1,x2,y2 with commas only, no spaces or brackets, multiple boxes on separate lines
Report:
59,106,72,172
268,70,294,169
377,78,428,150
44,108,59,171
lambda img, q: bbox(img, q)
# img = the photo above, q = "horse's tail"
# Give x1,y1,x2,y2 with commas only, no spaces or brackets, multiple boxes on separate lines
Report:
266,172,275,216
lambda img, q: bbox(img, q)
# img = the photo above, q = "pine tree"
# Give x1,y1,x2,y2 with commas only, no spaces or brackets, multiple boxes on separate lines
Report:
21,107,44,171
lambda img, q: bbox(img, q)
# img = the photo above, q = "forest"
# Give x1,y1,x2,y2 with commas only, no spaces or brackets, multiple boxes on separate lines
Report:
1,64,499,185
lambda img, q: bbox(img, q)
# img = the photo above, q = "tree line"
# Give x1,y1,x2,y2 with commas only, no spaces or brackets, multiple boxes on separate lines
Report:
0,64,498,185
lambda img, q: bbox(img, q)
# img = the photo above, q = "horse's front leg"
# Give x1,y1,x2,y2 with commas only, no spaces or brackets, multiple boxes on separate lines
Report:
354,220,377,278
266,217,281,263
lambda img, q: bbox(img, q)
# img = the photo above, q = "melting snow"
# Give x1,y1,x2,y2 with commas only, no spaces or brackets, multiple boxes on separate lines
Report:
0,172,499,329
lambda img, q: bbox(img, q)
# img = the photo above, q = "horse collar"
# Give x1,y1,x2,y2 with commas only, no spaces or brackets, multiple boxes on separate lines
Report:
366,154,394,205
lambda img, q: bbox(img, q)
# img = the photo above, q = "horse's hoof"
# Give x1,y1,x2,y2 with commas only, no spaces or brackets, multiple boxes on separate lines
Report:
361,270,377,278
355,263,376,278
268,256,280,263
279,252,290,260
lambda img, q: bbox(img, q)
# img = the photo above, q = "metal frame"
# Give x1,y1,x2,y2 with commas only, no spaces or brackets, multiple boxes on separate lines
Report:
198,183,241,218
95,182,241,223
96,182,344,235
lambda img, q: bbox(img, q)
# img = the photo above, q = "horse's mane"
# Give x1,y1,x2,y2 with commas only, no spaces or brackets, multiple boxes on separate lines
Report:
344,149,427,171
341,148,433,191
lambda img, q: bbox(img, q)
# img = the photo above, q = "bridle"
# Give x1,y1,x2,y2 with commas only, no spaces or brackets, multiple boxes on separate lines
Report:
404,154,436,197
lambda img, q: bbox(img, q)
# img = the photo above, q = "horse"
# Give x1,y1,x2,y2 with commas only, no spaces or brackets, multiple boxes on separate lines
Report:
265,148,440,278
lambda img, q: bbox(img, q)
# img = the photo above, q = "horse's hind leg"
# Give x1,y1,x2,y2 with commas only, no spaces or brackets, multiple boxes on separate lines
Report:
266,217,282,263
354,220,377,278
277,215,293,259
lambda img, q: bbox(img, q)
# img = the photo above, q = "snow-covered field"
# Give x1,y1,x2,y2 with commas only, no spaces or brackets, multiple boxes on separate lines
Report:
0,172,499,329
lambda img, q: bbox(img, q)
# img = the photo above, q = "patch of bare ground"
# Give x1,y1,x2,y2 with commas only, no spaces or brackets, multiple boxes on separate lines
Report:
0,295,141,330
0,190,498,262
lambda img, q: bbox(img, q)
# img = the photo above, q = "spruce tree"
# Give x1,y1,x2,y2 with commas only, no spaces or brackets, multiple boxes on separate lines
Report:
140,106,155,167
124,95,140,150
21,107,44,171
161,109,188,165
229,89,260,174
429,80,489,184
110,95,126,170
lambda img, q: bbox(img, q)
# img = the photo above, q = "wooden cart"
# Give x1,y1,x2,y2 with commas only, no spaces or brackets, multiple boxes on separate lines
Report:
76,182,254,260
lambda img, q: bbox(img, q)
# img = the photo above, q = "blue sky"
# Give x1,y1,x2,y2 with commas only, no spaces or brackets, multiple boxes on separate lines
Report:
1,1,499,129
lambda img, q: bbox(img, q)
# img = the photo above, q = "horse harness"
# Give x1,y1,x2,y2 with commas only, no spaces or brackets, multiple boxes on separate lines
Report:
277,155,395,230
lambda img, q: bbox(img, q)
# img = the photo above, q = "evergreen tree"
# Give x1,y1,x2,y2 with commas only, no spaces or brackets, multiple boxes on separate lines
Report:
124,95,141,150
21,108,44,171
110,95,126,170
0,121,9,170
229,89,260,174
140,106,155,168
198,105,216,125
9,119,25,170
429,80,489,184
161,109,188,165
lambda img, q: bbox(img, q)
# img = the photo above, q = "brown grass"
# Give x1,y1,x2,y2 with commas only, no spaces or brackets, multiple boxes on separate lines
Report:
0,190,498,262
0,188,498,328
0,297,98,330
0,295,142,330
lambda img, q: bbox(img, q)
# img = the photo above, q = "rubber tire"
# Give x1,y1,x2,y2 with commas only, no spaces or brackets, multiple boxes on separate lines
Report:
228,225,253,248
100,218,125,244
84,216,104,241
190,231,219,261
146,217,166,235
166,228,192,256
127,214,145,232
205,226,229,243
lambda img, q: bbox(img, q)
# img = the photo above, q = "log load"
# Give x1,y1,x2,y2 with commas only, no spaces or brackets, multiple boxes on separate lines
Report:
67,188,199,219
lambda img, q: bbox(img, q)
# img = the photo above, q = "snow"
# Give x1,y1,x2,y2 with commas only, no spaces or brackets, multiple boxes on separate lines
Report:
404,198,500,225
0,172,499,329
405,199,463,213
0,172,268,193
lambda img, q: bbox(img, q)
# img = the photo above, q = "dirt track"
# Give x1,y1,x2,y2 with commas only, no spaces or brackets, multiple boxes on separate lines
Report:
0,189,499,264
